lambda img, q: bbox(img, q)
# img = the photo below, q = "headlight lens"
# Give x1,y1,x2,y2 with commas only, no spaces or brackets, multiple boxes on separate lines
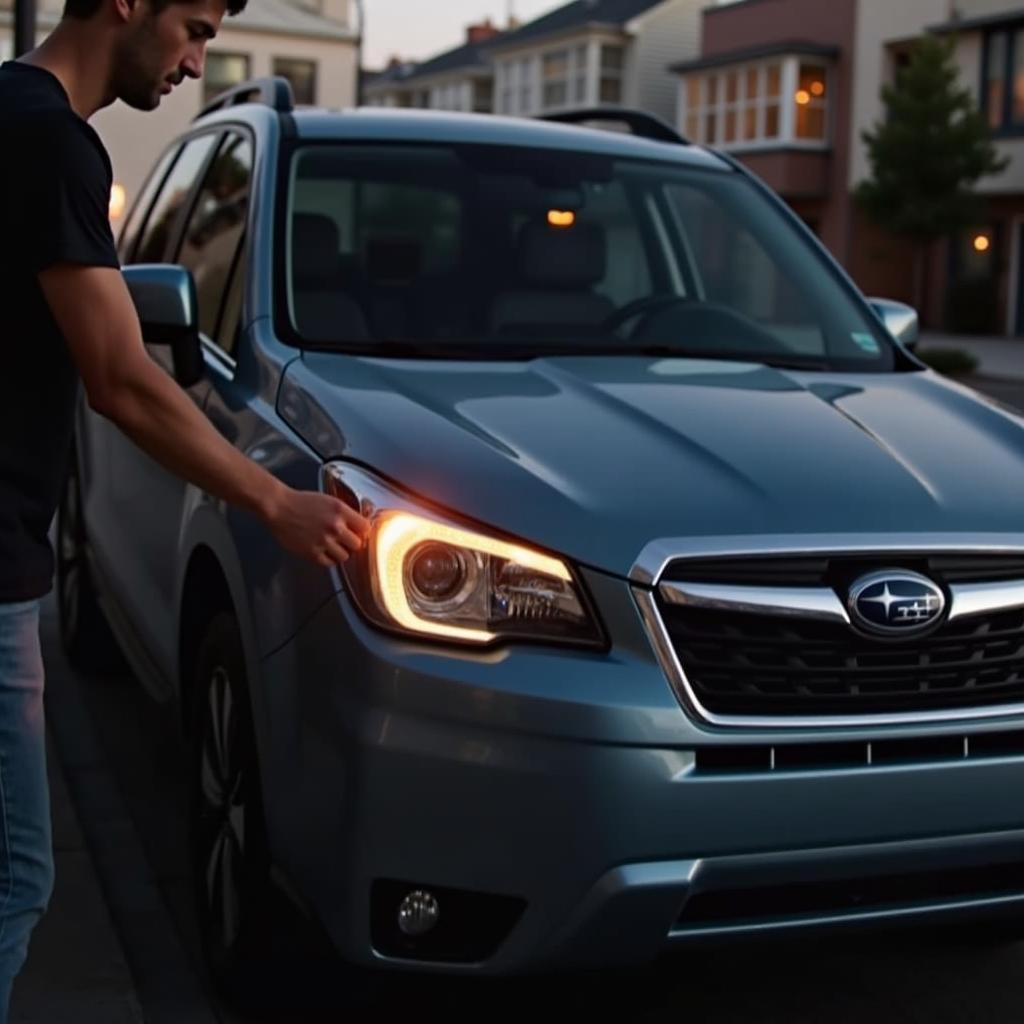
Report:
322,463,603,648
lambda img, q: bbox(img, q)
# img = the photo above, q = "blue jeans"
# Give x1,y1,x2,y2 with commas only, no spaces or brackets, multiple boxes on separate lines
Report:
0,602,53,1023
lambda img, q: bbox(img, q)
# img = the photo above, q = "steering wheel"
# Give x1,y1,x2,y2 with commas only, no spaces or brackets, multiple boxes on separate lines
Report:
604,294,693,337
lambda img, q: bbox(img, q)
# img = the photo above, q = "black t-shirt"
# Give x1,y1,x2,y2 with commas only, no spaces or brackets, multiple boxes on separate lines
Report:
0,62,120,602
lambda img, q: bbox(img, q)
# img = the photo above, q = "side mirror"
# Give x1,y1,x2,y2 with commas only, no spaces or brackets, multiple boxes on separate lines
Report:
868,298,919,352
123,264,204,387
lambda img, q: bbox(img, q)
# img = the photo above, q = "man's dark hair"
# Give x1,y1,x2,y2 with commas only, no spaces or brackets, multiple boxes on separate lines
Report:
63,0,248,18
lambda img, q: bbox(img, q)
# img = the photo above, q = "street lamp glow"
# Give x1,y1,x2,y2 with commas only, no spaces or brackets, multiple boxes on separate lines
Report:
973,234,991,253
109,183,127,221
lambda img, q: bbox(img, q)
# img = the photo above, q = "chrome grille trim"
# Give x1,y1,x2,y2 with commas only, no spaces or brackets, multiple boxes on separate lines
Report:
949,580,1024,622
634,547,1024,729
630,533,1024,587
659,581,850,624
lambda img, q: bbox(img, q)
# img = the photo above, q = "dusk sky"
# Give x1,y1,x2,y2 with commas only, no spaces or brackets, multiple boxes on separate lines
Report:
361,0,559,69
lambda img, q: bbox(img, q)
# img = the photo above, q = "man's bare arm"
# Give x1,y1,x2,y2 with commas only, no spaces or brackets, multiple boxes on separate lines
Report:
39,265,368,566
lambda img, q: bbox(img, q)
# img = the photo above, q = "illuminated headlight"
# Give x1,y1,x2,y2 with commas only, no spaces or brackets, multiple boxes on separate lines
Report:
322,463,603,648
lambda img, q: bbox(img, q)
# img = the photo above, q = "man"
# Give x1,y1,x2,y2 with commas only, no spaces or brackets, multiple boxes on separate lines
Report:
0,0,369,1014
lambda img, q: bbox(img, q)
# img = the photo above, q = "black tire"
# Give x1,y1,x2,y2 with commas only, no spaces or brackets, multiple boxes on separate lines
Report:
188,611,278,1008
188,614,382,1014
56,446,121,674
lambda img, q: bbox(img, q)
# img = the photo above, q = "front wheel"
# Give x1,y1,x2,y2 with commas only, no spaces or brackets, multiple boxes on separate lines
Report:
188,612,276,1005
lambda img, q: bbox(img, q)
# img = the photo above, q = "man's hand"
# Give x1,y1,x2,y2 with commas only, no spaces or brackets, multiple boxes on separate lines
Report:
39,264,371,566
264,486,370,567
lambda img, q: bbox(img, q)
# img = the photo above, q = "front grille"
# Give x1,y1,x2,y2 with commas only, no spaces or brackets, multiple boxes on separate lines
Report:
657,591,1024,718
659,554,1024,587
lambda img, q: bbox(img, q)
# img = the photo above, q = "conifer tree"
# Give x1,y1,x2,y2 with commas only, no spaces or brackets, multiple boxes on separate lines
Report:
856,34,1007,316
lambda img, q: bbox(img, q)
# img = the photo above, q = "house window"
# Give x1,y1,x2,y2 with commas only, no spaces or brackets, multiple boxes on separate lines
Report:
984,26,1024,133
543,49,570,108
273,57,317,105
497,62,515,114
540,45,591,110
574,44,588,102
795,63,828,141
519,57,534,112
203,52,250,106
474,78,494,113
682,57,827,149
600,44,624,104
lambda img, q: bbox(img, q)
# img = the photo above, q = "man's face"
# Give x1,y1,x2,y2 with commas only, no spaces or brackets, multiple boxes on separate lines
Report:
112,0,227,112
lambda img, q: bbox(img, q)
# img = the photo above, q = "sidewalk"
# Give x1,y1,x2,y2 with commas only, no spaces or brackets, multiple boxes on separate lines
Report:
9,735,143,1023
917,331,1024,382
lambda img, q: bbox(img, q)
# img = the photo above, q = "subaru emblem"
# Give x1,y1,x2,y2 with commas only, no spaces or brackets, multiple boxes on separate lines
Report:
847,570,946,637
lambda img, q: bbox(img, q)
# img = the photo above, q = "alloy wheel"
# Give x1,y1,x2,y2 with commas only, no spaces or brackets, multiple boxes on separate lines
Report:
197,663,248,959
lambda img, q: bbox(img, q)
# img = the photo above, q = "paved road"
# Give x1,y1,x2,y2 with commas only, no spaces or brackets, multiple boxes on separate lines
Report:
42,374,1024,1023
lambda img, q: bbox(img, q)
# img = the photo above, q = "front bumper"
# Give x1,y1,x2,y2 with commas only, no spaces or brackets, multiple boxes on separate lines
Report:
255,568,1024,973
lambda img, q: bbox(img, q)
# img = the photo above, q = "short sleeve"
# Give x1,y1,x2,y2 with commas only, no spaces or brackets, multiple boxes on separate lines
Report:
25,115,121,274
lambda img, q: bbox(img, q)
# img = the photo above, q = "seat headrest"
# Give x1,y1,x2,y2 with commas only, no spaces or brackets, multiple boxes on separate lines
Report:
292,213,340,286
366,236,422,283
517,221,606,289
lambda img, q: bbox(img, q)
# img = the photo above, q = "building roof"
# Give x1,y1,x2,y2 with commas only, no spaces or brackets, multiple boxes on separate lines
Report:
670,40,839,74
397,37,495,83
929,8,1024,35
229,0,356,41
3,0,357,41
363,61,420,93
487,0,668,52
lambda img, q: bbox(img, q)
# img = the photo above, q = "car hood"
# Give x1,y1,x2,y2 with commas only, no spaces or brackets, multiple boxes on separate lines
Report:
280,354,1024,579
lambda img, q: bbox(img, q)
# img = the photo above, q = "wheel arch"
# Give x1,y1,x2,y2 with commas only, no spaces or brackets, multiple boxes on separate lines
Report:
176,506,261,738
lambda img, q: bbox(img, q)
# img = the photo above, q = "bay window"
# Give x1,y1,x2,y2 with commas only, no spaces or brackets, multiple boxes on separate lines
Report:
680,56,829,149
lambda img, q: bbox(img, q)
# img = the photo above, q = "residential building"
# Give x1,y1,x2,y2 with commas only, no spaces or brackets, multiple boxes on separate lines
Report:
362,57,421,109
927,2,1024,336
0,0,358,232
673,0,1024,335
488,0,704,124
364,20,502,113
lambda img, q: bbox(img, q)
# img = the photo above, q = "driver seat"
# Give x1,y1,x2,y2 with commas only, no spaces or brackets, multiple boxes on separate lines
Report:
489,220,613,338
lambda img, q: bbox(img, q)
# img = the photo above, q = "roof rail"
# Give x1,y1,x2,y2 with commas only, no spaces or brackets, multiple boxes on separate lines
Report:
537,106,688,145
194,76,295,122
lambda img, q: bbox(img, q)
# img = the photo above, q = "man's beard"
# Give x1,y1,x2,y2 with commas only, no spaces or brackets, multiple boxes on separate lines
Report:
112,25,167,111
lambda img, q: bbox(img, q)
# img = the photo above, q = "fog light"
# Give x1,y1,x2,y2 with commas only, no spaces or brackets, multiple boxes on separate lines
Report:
398,890,440,937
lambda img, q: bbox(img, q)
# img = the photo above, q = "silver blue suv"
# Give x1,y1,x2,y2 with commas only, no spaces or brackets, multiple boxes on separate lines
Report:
58,78,1024,999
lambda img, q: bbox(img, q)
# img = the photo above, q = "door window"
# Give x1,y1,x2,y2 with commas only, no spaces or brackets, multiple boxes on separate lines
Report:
118,144,180,264
175,133,254,351
134,134,219,265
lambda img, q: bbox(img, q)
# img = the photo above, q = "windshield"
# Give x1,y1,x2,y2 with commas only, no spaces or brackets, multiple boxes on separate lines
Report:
283,142,896,371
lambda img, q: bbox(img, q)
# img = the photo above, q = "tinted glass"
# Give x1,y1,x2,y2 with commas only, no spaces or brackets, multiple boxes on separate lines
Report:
176,133,253,346
286,143,895,372
135,134,218,264
118,144,179,264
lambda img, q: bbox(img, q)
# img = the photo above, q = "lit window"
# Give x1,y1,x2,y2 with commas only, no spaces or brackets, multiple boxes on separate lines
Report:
203,52,250,106
984,27,1024,132
795,64,828,141
681,57,826,148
